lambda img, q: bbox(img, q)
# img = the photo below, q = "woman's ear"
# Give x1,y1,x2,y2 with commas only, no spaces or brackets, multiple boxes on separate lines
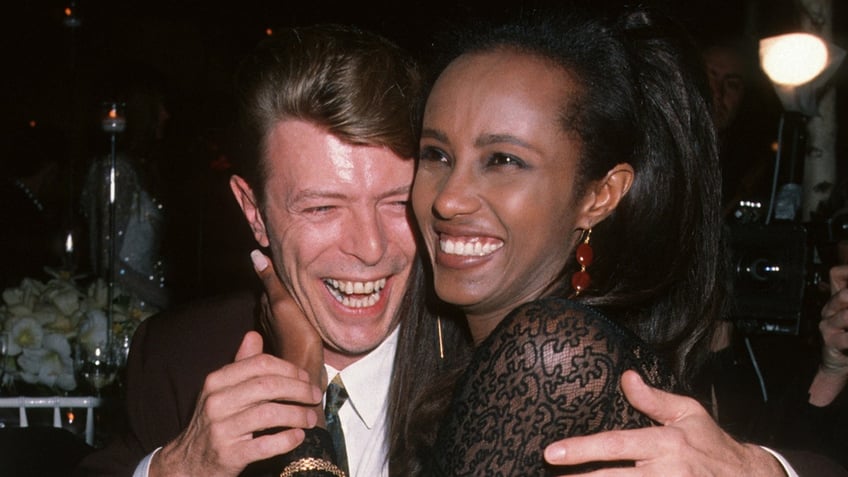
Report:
230,175,271,248
576,163,634,229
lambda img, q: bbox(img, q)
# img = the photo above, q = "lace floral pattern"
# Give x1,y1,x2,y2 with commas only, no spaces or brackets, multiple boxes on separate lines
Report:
428,298,676,476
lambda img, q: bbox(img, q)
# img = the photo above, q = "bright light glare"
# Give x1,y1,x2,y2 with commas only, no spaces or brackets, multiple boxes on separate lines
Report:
760,33,828,86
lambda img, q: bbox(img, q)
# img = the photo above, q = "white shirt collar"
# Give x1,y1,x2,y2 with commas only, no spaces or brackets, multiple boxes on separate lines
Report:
324,325,398,429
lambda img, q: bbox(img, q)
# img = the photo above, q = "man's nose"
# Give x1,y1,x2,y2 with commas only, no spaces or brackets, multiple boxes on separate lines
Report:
342,210,387,265
709,77,724,101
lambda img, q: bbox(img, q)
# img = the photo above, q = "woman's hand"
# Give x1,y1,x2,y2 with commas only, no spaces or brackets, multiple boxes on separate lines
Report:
251,250,327,395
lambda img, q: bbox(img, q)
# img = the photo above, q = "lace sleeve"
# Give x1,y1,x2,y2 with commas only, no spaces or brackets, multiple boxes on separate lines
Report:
428,298,675,476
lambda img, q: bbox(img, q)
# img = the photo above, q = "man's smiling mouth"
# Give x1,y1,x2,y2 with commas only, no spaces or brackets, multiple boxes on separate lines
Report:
324,278,388,308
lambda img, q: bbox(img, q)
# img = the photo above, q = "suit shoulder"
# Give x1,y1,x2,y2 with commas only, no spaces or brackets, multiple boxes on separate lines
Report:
134,290,259,361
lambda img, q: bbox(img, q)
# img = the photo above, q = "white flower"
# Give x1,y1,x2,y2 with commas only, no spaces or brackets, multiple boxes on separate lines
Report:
4,303,35,318
17,333,76,391
2,278,44,314
3,289,35,317
0,274,157,393
18,279,46,301
8,317,44,356
78,310,109,351
31,304,63,326
2,287,24,307
43,285,82,316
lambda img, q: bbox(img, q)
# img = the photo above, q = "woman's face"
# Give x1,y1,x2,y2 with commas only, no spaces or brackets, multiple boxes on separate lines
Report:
412,50,597,336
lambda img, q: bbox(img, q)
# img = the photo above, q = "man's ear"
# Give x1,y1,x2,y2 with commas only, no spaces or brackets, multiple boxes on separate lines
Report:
576,163,634,229
230,175,271,248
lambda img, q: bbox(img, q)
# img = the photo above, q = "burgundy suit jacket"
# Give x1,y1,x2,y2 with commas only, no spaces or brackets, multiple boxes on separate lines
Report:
72,290,288,476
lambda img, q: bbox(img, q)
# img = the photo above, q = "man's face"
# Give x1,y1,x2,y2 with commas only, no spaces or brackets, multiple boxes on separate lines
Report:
704,46,747,133
232,120,417,369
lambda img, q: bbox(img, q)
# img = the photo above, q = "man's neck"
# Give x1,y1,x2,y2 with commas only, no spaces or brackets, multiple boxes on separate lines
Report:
324,324,402,371
324,350,364,371
324,324,401,371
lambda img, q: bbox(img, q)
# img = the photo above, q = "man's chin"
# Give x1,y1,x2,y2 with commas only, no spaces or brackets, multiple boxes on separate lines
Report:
335,330,390,353
323,341,379,369
323,322,397,359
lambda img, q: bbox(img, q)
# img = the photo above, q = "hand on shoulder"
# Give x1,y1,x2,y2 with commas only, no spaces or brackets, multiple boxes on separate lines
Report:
544,370,788,477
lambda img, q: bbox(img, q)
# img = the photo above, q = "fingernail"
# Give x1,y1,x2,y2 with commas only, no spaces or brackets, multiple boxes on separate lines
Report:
313,385,323,403
250,249,269,271
544,445,565,462
306,409,318,428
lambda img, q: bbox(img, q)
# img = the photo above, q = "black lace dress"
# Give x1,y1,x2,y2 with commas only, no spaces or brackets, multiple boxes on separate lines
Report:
425,297,676,476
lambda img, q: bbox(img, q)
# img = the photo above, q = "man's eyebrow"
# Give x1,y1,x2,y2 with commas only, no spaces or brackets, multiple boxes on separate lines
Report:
289,190,348,204
380,185,412,199
289,185,411,204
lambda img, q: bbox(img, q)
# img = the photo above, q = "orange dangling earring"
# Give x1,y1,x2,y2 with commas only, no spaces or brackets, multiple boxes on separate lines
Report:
571,228,593,296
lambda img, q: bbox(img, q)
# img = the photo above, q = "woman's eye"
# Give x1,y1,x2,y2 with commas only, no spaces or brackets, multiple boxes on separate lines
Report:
419,146,449,164
488,153,525,168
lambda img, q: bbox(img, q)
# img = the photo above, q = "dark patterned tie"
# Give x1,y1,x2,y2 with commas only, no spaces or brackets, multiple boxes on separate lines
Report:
325,374,349,476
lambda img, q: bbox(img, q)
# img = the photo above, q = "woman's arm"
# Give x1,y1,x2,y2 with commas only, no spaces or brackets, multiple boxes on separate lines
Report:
252,250,327,398
252,250,343,477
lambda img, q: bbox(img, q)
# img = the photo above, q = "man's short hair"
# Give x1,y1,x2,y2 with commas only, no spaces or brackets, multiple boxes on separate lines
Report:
233,24,424,203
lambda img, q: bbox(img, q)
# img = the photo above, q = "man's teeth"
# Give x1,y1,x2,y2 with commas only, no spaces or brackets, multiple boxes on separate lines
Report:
440,239,503,256
325,278,387,308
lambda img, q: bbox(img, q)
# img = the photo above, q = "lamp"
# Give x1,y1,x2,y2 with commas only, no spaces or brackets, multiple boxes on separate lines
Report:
760,33,844,115
758,33,845,222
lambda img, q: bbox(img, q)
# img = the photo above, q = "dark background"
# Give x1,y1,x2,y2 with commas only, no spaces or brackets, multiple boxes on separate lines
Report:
1,0,846,304
2,1,847,454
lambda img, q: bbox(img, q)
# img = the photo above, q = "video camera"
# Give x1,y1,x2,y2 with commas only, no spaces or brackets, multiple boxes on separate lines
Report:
728,221,806,335
727,209,848,335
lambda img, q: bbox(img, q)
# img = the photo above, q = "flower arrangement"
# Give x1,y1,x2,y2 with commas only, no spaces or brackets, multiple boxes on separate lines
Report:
0,270,158,395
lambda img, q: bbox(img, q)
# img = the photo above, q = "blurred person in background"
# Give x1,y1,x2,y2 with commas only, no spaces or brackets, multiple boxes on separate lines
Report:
80,70,172,309
701,35,778,217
